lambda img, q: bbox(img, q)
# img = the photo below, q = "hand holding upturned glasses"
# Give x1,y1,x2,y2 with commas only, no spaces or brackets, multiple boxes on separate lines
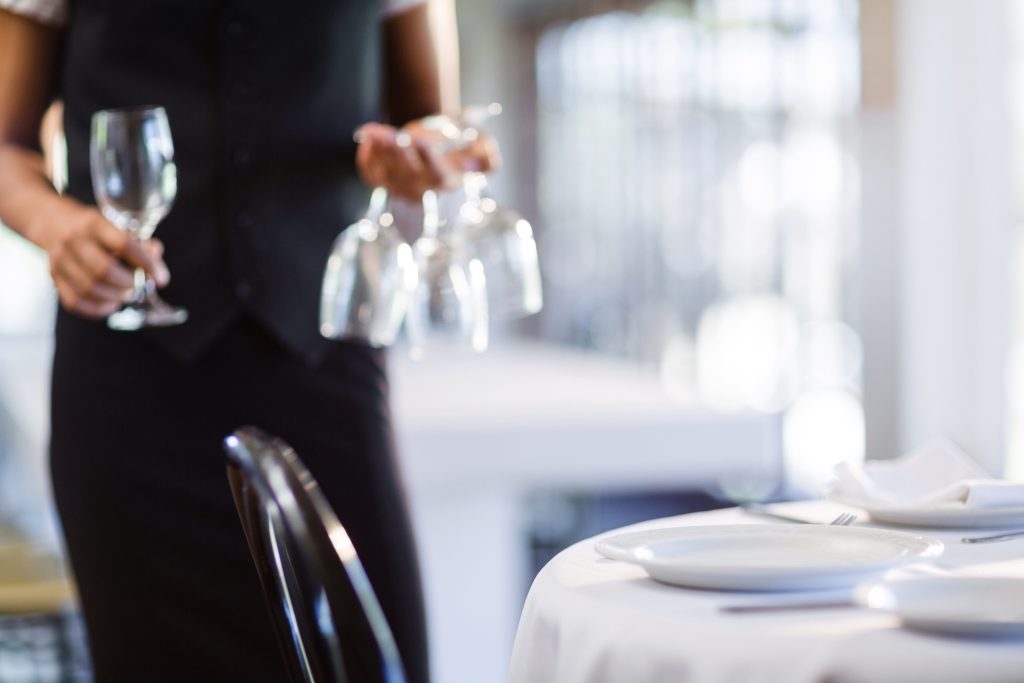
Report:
354,116,501,202
329,108,534,355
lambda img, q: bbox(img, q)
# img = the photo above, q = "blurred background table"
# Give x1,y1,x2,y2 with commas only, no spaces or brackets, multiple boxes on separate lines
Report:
509,501,1024,683
0,526,85,682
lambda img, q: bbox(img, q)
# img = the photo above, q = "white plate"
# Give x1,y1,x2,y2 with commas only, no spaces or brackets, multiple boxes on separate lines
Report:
858,505,1024,529
595,527,705,562
612,524,943,591
857,577,1024,638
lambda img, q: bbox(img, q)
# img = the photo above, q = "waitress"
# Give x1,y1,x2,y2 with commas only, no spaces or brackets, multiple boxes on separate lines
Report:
0,1,497,681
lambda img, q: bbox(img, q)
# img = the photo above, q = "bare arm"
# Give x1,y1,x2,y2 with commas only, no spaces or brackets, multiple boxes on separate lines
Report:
0,9,165,319
356,0,498,201
383,0,460,124
0,9,64,246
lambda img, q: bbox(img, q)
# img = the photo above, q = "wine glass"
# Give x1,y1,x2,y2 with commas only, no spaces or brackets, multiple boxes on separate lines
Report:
320,187,418,347
404,190,488,357
422,104,543,319
90,106,187,330
457,172,543,318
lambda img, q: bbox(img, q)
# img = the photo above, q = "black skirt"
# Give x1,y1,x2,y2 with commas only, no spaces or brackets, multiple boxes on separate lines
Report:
49,310,429,683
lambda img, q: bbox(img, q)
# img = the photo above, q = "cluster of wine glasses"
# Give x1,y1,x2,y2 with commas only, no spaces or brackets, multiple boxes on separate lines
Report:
320,106,542,356
90,105,186,330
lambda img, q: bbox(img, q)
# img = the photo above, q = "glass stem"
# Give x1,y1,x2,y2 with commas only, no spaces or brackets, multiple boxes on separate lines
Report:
367,186,389,221
422,190,441,239
131,267,149,305
463,172,487,204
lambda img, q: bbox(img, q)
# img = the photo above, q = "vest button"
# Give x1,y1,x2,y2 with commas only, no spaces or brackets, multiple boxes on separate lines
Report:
228,82,250,100
235,212,255,230
232,148,253,168
226,20,247,38
236,281,253,300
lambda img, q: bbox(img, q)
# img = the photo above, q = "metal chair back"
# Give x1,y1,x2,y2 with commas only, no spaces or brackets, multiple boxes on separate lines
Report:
224,426,407,683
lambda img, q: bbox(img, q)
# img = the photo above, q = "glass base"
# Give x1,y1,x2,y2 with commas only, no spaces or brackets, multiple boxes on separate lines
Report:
107,300,188,331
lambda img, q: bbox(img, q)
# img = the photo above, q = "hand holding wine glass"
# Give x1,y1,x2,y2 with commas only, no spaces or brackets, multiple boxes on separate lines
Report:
37,202,168,320
90,105,186,330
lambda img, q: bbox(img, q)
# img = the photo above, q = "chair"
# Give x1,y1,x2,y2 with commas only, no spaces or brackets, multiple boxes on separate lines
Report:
224,426,407,683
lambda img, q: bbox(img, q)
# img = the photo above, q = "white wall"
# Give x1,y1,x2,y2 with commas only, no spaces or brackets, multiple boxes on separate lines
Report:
859,0,902,463
893,0,1013,473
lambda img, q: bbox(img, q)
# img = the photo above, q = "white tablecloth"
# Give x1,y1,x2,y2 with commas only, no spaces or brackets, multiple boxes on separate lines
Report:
509,501,1024,683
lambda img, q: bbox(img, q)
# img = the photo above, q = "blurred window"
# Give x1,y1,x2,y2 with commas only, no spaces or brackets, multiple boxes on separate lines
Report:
532,0,862,491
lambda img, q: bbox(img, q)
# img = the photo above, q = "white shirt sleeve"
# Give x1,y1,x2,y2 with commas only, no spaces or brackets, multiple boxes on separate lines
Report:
382,0,427,17
0,0,67,26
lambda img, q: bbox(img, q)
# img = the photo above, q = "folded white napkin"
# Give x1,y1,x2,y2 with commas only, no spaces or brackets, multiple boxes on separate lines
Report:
828,438,1024,509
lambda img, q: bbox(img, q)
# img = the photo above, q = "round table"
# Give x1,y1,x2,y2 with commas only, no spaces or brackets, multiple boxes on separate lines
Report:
508,501,1024,683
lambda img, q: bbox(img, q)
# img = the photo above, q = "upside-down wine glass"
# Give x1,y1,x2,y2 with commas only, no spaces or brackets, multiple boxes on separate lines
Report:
320,187,418,347
423,104,543,319
404,190,488,358
457,171,542,318
90,106,187,330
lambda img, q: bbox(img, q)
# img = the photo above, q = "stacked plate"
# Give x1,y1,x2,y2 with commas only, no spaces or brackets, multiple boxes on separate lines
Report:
836,503,1024,529
597,522,1024,639
857,577,1024,639
596,524,943,591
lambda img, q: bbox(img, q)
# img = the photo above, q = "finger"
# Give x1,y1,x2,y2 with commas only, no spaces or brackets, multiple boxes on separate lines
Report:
122,238,169,287
388,142,430,201
73,239,135,289
55,255,128,306
53,254,99,300
147,238,165,261
57,288,119,321
54,280,121,320
141,239,170,287
91,219,169,286
356,125,404,190
354,122,395,145
414,139,454,190
468,135,502,173
448,135,501,174
413,139,450,187
399,119,448,147
356,136,390,188
84,278,130,304
91,218,133,260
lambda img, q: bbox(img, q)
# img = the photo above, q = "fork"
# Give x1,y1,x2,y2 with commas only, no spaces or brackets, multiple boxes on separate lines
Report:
829,512,858,526
741,504,857,526
961,529,1024,544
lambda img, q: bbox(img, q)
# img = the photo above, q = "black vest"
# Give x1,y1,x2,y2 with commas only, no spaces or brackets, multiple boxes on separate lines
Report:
60,0,381,364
